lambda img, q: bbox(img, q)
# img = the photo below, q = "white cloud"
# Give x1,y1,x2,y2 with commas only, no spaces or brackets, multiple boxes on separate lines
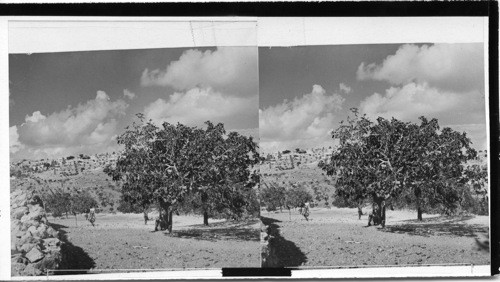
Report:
339,83,352,94
141,47,258,97
10,126,23,154
357,43,486,150
144,87,256,127
357,43,484,93
25,111,46,123
13,91,128,159
259,85,344,152
141,47,259,130
359,82,485,125
123,89,136,100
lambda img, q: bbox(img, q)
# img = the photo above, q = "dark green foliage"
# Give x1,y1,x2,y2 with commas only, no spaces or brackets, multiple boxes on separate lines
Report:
106,114,260,231
323,108,483,223
260,181,286,211
44,189,97,218
117,196,145,213
71,191,98,214
285,184,313,208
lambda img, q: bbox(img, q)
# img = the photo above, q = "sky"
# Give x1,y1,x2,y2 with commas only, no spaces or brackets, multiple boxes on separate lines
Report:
259,43,487,153
9,47,259,161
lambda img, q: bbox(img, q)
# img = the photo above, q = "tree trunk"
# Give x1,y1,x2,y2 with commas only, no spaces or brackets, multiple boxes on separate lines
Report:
201,191,209,226
415,187,423,221
381,201,386,228
369,196,385,226
158,201,171,232
203,210,209,226
168,208,173,233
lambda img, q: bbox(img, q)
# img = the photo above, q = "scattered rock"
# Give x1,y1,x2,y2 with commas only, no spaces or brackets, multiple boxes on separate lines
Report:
26,247,44,263
11,190,62,276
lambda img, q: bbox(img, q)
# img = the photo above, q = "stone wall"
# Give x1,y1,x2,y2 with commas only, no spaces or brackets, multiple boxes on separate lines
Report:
261,223,279,267
11,189,62,276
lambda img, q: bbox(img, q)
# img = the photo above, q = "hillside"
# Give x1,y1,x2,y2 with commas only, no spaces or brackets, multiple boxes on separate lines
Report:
10,153,121,214
260,147,336,206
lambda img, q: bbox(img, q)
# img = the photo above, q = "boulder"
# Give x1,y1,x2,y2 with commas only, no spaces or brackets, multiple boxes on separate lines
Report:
12,251,28,262
19,242,37,253
34,254,60,271
26,206,45,221
11,262,27,275
35,225,48,238
42,238,60,247
26,247,44,263
46,226,58,238
23,264,43,276
13,206,28,220
27,226,37,236
21,220,40,231
14,229,24,239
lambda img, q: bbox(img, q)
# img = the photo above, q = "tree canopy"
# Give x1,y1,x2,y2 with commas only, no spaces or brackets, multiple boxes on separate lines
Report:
107,115,260,232
323,109,481,225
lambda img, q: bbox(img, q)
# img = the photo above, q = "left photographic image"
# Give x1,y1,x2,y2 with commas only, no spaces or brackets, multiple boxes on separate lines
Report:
9,46,261,276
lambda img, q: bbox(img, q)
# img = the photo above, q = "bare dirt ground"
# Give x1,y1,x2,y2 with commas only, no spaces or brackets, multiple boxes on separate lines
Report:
48,213,260,273
261,207,489,268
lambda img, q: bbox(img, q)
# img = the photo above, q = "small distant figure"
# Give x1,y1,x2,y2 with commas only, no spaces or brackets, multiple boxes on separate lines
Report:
358,206,364,220
301,202,310,221
88,207,96,227
144,210,149,225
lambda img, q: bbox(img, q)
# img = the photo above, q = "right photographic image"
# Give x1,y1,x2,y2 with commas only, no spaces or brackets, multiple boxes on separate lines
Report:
259,43,489,268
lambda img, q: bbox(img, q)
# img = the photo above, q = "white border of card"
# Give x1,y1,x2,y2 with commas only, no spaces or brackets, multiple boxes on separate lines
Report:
0,16,491,280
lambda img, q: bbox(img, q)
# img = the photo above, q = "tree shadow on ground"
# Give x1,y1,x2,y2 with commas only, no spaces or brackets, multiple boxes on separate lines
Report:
171,219,260,242
261,216,307,267
48,222,96,275
381,215,488,237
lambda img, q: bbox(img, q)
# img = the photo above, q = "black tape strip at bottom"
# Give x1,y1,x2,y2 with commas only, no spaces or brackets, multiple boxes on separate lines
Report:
222,267,292,277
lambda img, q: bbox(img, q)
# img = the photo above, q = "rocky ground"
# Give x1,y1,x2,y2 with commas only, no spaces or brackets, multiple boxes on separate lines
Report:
47,213,260,273
261,207,489,268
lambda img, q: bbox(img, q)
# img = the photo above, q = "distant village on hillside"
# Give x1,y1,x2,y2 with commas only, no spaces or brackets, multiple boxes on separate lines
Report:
10,152,118,180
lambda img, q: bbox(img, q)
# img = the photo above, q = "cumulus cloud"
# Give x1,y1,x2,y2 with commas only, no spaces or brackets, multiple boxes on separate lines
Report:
141,47,259,130
123,89,136,100
10,126,23,154
25,111,46,123
12,91,128,159
357,43,486,149
259,85,344,152
141,47,258,97
144,87,257,127
357,43,484,93
359,82,485,125
339,83,352,94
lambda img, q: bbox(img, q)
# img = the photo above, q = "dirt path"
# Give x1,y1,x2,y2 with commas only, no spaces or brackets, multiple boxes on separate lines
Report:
49,213,260,272
262,207,489,267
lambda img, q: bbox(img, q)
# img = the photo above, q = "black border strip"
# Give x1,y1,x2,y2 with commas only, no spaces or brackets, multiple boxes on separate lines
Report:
0,2,491,17
488,0,499,277
222,267,291,277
